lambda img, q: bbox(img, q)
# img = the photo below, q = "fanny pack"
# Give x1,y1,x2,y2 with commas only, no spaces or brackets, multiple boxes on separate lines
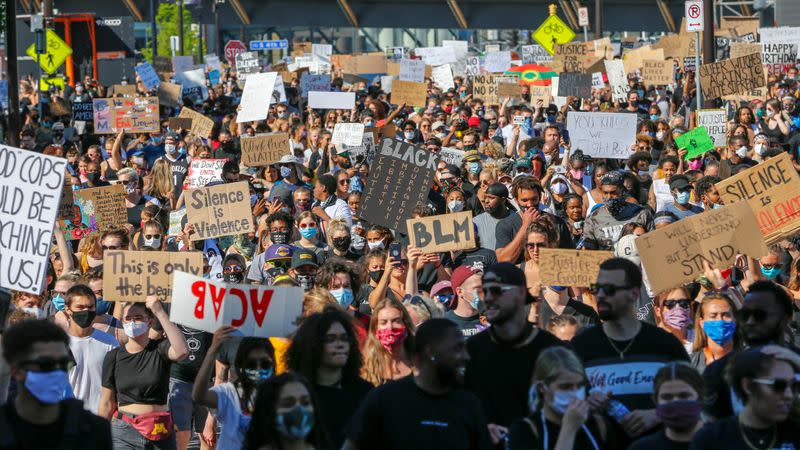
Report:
116,411,173,441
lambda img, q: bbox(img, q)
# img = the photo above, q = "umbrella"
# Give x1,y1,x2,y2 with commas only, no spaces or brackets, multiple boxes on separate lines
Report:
505,64,557,86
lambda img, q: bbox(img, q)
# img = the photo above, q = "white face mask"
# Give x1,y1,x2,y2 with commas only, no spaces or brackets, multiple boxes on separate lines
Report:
123,321,149,338
735,146,748,158
655,130,665,141
164,143,177,154
766,110,775,118
550,183,568,195
549,388,586,414
448,200,465,212
367,240,385,250
144,237,162,248
404,131,415,140
22,307,44,319
754,143,766,156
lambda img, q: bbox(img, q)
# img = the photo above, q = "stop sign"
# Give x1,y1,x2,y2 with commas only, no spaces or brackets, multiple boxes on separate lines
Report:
224,40,247,65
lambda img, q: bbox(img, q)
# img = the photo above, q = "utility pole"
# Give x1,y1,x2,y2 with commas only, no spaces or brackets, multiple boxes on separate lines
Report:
150,0,157,59
594,0,602,39
178,0,184,56
701,0,714,107
6,0,20,146
213,0,222,55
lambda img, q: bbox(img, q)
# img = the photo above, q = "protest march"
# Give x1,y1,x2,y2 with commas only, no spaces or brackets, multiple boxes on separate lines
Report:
4,3,800,450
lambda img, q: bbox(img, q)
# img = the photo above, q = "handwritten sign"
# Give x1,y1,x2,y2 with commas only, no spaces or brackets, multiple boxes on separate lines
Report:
431,64,455,91
675,126,715,160
299,73,331,98
332,123,366,147
715,153,800,243
699,53,765,99
72,102,93,122
170,271,303,337
59,184,126,241
186,181,254,241
557,72,592,98
135,62,160,90
566,112,637,159
0,146,66,294
641,59,673,86
391,80,428,108
604,60,628,102
636,201,768,293
554,43,589,73
529,86,551,105
178,108,215,139
522,44,554,64
359,139,437,233
236,51,260,83
241,133,291,167
538,249,614,287
157,82,183,109
407,211,476,253
761,43,798,75
104,251,202,302
399,59,426,82
185,159,225,189
498,82,523,98
696,110,728,148
92,97,159,134
238,72,277,123
471,75,500,105
484,51,512,73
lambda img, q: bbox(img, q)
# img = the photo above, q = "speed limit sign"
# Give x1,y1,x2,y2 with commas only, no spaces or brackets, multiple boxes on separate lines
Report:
685,1,704,32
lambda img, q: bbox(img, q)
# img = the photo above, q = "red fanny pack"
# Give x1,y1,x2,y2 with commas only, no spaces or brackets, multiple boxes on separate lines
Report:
117,411,173,441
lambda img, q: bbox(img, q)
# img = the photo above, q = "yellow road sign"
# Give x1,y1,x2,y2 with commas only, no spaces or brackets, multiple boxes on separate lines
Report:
26,29,72,75
40,76,66,91
533,15,576,55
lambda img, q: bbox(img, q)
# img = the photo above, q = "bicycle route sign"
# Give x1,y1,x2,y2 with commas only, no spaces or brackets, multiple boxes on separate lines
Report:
26,29,72,75
533,15,576,55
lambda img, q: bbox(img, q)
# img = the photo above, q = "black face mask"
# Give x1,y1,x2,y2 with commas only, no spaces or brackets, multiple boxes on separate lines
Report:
339,158,352,169
71,310,96,328
296,274,314,291
332,236,351,251
270,232,289,245
605,197,628,219
223,272,243,284
86,172,100,183
368,270,383,283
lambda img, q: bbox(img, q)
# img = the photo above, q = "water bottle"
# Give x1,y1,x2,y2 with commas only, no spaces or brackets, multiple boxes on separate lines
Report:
607,399,630,423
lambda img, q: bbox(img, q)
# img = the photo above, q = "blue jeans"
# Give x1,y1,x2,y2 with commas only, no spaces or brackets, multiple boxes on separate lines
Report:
111,416,177,450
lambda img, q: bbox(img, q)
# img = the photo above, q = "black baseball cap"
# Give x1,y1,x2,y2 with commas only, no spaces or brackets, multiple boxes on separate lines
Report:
482,263,535,304
291,249,319,269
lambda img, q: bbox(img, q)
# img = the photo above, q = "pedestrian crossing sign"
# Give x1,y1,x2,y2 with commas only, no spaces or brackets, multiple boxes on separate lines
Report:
532,15,576,55
26,29,72,75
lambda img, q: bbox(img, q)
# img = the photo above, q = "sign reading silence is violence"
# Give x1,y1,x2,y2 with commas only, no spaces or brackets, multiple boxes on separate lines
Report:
186,181,255,241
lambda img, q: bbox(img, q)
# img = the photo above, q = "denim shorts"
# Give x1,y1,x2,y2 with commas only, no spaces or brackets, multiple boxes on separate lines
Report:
111,416,177,450
167,377,209,432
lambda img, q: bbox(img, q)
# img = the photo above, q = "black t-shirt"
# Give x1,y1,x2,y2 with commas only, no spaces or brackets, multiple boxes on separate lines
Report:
345,376,492,450
126,196,148,229
537,298,600,330
441,247,498,272
0,399,112,450
216,337,243,381
630,429,688,450
443,310,488,338
465,326,566,427
102,338,172,406
496,212,574,263
315,377,373,450
571,323,689,412
508,412,611,450
170,326,212,382
689,416,800,450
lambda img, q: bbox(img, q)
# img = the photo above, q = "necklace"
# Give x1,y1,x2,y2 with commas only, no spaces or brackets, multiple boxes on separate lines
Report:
738,418,777,450
605,324,640,359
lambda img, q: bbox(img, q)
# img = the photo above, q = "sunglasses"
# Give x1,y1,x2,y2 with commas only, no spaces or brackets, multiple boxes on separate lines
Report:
20,356,73,372
740,308,771,322
588,283,630,296
298,223,317,229
223,265,243,273
144,234,161,240
752,378,800,395
526,242,547,250
270,260,291,269
663,299,691,310
101,245,122,250
482,285,517,297
435,293,454,303
339,179,350,185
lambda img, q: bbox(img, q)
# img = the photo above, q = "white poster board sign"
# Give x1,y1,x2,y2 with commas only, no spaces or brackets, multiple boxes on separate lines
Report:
484,51,512,73
696,109,728,148
566,112,637,159
415,46,457,66
604,60,628,102
431,64,455,91
237,72,277,123
399,59,426,82
332,123,366,147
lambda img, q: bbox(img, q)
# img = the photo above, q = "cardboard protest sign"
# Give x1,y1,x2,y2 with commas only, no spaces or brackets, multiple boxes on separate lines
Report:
642,59,673,86
471,75,500,105
339,131,377,167
484,51,512,73
538,249,614,287
135,62,160,90
157,82,183,109
186,181,254,241
675,126,715,160
637,200,768,293
72,102,93,122
170,271,303,337
622,46,664,74
308,91,355,110
407,211,476,253
604,60,628,102
522,44,554,64
715,153,800,244
414,46,457,66
557,73,592,98
92,97,159,134
391,80,427,108
236,51,260,82
178,108,215,139
498,82,523,98
110,84,137,97
529,86,551,105
0,146,67,294
237,72,277,123
168,209,186,236
240,133,291,167
699,53,765,99
465,57,480,77
103,251,202,302
399,59,426,82
730,42,761,59
332,123,365,147
59,184,126,241
553,43,590,73
168,117,192,131
57,176,74,220
761,43,798,75
184,159,226,189
437,147,465,167
359,139,437,233
566,112,637,159
431,64,455,91
695,110,728,148
299,73,331,98
172,55,195,74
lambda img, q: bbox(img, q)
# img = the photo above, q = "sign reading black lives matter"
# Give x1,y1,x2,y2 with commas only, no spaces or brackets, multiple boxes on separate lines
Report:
359,139,437,233
0,146,66,294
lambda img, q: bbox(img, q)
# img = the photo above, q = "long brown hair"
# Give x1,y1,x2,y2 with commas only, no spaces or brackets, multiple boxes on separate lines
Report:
361,298,416,386
691,293,741,353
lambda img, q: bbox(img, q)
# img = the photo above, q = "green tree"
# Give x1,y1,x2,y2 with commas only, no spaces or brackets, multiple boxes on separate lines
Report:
141,3,199,63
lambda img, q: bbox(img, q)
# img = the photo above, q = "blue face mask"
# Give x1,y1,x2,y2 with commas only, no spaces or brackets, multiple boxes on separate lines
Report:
243,367,274,383
51,294,66,311
25,370,74,404
675,191,691,205
468,162,482,174
276,405,315,440
331,288,354,308
761,266,782,280
468,290,484,312
650,115,660,121
702,320,736,346
550,285,567,292
299,227,318,240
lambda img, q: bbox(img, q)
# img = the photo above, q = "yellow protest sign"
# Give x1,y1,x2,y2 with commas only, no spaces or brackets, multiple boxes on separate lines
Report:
26,29,72,75
533,15,576,55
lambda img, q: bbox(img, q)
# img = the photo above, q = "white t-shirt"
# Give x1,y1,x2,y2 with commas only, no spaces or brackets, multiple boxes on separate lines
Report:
211,382,248,450
68,330,119,414
325,197,353,227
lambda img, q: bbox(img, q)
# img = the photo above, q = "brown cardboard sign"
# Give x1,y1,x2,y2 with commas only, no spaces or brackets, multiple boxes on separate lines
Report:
110,84,137,97
58,184,127,241
406,211,476,253
178,107,215,139
157,82,183,108
186,181,254,241
497,82,523,98
553,42,589,73
169,117,192,130
538,249,614,287
240,133,291,167
529,86,551,105
391,80,428,108
715,153,800,243
103,250,203,302
471,75,500,105
641,59,673,86
622,46,664,74
636,201,768,293
699,53,765,100
57,174,74,221
92,97,160,134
